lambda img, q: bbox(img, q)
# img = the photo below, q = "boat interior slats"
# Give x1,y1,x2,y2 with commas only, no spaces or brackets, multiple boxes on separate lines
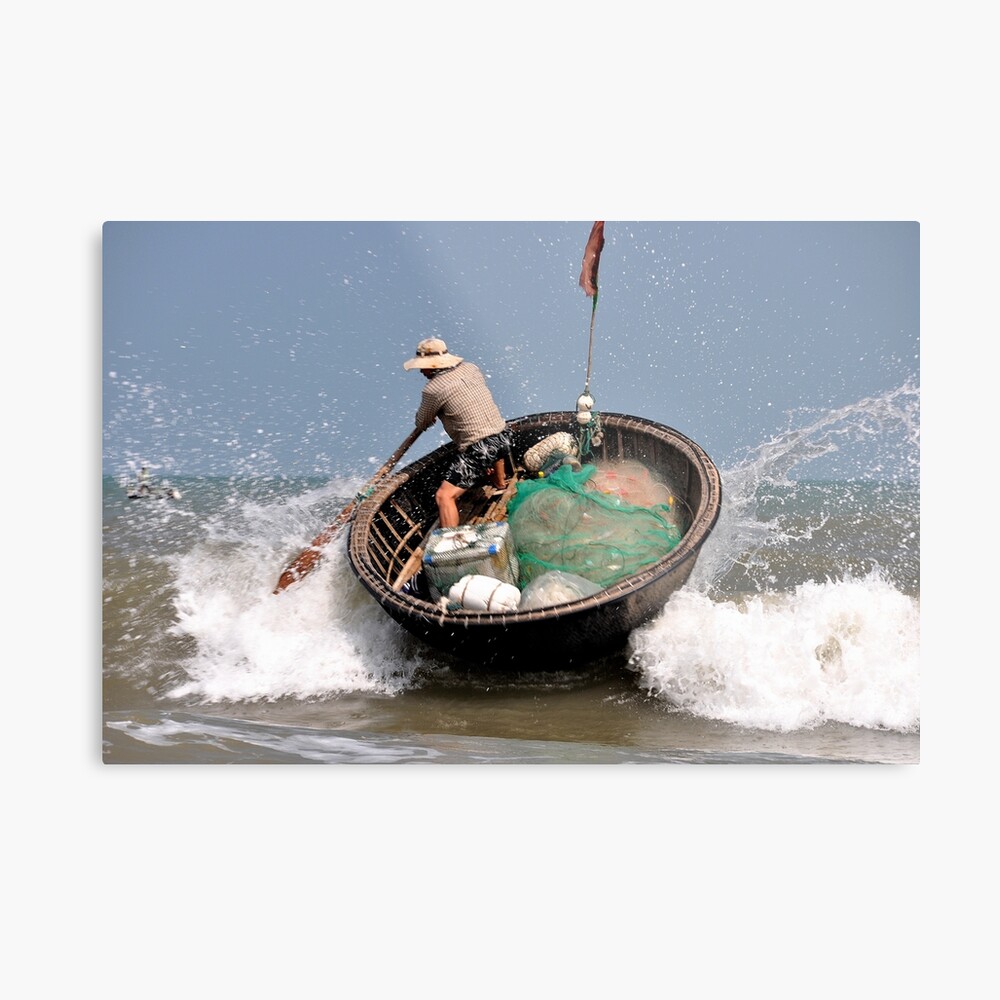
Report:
392,543,429,592
367,529,397,577
379,501,415,544
388,531,432,588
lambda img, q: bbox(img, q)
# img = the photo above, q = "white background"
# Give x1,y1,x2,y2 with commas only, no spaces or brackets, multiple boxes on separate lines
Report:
4,2,991,996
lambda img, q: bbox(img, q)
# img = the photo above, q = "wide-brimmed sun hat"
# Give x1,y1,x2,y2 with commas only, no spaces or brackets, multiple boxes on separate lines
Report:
403,337,464,371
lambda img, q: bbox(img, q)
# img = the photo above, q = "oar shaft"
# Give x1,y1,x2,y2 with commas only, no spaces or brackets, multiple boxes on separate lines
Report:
273,427,423,593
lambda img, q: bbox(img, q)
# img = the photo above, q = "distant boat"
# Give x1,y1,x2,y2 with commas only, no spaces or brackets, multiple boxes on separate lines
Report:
122,473,181,501
347,411,721,669
126,486,181,500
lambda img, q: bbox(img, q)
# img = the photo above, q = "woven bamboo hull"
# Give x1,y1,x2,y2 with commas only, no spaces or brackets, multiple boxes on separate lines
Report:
347,412,722,669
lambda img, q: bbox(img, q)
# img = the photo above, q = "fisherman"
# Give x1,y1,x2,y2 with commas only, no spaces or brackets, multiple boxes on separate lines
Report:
404,338,511,528
138,465,151,495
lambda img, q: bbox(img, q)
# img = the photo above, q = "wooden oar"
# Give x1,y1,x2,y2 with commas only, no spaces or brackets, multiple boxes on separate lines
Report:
273,427,424,594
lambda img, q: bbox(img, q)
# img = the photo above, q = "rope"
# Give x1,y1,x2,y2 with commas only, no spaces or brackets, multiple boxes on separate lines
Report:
577,285,604,457
577,409,603,457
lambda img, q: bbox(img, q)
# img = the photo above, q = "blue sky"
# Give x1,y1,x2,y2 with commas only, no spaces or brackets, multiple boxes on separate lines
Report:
102,220,917,480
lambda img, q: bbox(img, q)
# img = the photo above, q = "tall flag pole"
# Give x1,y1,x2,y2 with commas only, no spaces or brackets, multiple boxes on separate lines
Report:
578,221,605,396
576,221,606,452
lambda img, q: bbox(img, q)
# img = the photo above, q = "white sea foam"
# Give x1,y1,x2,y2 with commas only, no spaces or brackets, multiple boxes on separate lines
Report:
627,572,919,732
166,533,425,702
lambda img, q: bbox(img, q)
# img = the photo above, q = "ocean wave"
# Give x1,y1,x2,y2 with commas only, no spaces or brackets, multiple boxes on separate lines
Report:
627,571,919,733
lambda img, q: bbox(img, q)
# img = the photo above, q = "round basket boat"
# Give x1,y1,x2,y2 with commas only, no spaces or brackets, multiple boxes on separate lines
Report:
347,411,722,669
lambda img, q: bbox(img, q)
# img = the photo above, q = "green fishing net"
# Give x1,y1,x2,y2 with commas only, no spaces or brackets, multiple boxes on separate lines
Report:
506,462,684,589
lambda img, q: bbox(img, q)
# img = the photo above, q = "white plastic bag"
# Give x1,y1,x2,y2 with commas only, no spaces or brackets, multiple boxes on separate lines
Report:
517,570,603,611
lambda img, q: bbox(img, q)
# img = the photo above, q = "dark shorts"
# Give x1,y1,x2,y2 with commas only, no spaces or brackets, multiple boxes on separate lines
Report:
443,428,512,490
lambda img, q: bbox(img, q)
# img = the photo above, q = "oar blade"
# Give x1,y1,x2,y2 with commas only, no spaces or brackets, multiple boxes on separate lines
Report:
272,506,354,593
271,427,422,595
273,546,321,594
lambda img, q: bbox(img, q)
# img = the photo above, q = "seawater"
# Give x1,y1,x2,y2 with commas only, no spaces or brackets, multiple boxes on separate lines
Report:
102,385,920,764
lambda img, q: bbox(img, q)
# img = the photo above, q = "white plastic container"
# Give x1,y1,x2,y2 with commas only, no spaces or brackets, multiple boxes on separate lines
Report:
448,575,521,613
423,522,518,598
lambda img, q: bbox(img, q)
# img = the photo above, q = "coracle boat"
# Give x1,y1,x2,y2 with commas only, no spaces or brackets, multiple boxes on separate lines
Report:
347,411,722,669
127,485,182,500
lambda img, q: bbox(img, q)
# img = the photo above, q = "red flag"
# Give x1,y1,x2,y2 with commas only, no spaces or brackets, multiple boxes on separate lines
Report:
579,221,605,297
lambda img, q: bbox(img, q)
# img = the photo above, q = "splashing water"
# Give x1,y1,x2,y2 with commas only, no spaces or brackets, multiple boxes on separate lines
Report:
127,477,441,704
628,578,919,732
167,544,425,702
132,383,919,733
688,380,919,593
627,382,919,732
